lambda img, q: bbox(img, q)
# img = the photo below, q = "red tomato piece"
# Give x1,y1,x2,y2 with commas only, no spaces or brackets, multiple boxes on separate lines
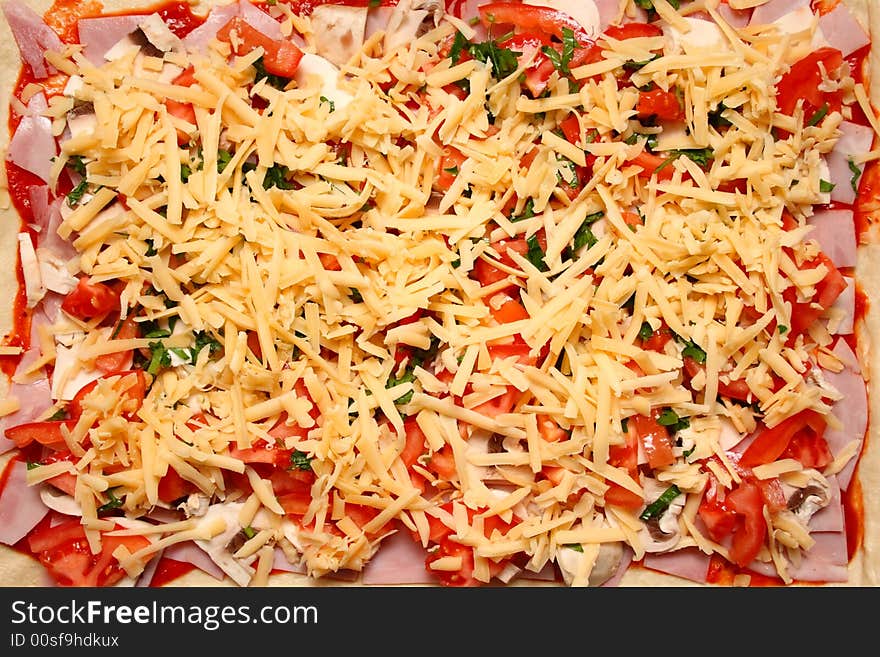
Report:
436,146,467,191
69,369,146,422
637,88,684,121
157,467,198,504
776,47,844,118
629,412,675,469
603,23,663,40
217,17,303,78
4,420,71,450
61,277,122,321
478,2,590,43
726,481,767,568
471,237,530,287
740,409,826,467
628,150,675,180
604,483,644,510
27,520,150,587
498,32,553,97
95,316,139,373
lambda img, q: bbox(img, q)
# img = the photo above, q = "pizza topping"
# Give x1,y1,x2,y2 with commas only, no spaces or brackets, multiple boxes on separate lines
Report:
0,0,876,588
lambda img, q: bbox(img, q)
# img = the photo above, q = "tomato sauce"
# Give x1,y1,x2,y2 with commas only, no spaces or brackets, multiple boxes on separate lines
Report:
149,558,197,587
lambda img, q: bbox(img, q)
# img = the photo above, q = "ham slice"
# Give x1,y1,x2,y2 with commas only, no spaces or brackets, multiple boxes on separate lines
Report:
135,549,164,587
361,529,437,584
77,14,145,64
181,3,239,52
642,547,710,583
238,0,282,41
715,2,751,29
0,458,50,544
163,541,227,581
749,0,810,26
830,276,855,336
7,95,55,182
787,531,849,582
818,1,870,57
0,376,52,455
827,122,875,206
272,547,307,574
809,476,844,533
27,185,49,234
1,0,64,78
806,208,857,269
822,339,867,491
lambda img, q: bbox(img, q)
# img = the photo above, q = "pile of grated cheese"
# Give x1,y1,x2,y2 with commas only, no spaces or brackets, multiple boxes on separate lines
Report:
22,1,874,585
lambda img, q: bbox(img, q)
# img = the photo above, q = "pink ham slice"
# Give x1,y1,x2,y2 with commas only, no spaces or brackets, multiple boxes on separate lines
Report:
181,3,239,52
135,550,164,587
827,121,875,206
237,0,282,41
163,541,227,581
601,545,633,587
1,0,64,78
822,339,866,491
749,0,809,26
642,547,710,584
806,208,857,269
0,458,50,544
518,560,559,581
272,547,307,574
77,14,145,65
818,1,870,57
786,530,849,582
830,275,855,336
0,376,52,455
364,6,394,42
7,95,56,183
362,529,437,584
715,2,751,29
27,185,49,234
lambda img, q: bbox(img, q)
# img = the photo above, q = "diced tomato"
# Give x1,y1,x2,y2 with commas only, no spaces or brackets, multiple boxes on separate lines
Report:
157,467,198,504
217,17,303,78
229,438,292,467
69,369,146,422
61,277,122,321
270,465,316,497
436,146,467,191
640,325,673,352
608,426,639,475
490,296,530,324
426,444,457,480
726,481,767,568
318,253,342,271
698,493,738,542
782,429,834,469
471,385,518,418
637,88,684,121
26,520,150,587
95,316,139,373
628,150,675,180
4,420,72,450
629,412,675,470
603,23,663,40
604,483,644,510
740,409,827,467
775,47,844,118
471,237,530,287
478,2,591,43
537,415,567,442
559,114,581,146
277,491,311,516
425,537,478,586
344,503,386,536
498,32,553,97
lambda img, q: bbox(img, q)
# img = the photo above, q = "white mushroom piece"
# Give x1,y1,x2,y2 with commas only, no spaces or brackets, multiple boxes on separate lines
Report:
782,470,832,527
638,478,685,553
556,542,624,587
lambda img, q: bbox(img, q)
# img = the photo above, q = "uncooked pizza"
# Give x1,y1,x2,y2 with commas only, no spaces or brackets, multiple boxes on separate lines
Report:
0,0,878,587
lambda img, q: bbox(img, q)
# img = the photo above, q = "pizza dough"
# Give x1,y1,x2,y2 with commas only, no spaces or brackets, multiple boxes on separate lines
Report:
0,0,877,587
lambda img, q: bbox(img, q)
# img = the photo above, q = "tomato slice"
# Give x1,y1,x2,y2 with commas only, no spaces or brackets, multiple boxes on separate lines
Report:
478,2,591,43
61,277,122,321
217,17,303,78
637,88,684,121
229,438,292,467
69,369,147,422
776,47,844,118
604,483,644,510
27,519,150,587
471,237,530,287
740,410,826,467
95,315,139,373
629,412,675,469
726,481,767,568
498,32,554,97
628,150,675,180
4,420,72,450
436,146,467,191
603,23,664,40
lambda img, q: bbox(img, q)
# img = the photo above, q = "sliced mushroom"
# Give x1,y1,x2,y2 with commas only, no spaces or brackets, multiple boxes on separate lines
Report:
194,502,257,587
556,541,622,587
588,542,624,586
40,486,82,516
638,478,685,553
176,493,210,519
384,0,442,54
784,472,831,526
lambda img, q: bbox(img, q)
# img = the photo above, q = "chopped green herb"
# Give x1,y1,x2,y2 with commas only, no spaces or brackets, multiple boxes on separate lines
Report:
450,30,469,64
675,148,714,168
242,526,257,539
349,288,363,302
386,366,417,405
180,163,192,183
320,95,336,112
819,179,835,193
147,341,171,375
556,156,579,188
680,339,707,364
572,211,603,253
565,543,584,553
217,149,233,173
144,238,158,257
638,322,655,341
457,37,522,80
708,101,732,128
192,330,222,363
541,27,578,76
510,197,536,222
778,325,789,335
526,233,548,272
621,418,629,434
66,155,87,176
98,488,124,513
639,484,681,521
635,0,679,11
369,0,381,7
47,408,68,421
443,165,460,176
657,408,690,433
682,445,696,459
806,102,829,127
849,158,862,192
26,462,40,471
263,164,294,190
66,180,89,207
289,449,314,471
